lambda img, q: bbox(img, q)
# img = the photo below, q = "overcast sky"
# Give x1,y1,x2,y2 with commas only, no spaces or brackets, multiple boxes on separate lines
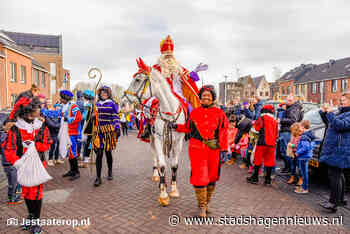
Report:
1,0,350,90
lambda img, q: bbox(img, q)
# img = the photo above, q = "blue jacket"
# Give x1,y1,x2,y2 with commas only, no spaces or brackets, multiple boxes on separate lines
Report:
277,108,286,119
0,113,10,166
296,130,315,160
253,101,263,120
319,107,350,168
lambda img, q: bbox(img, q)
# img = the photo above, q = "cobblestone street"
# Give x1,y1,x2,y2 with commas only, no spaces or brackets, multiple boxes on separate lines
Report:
0,131,349,233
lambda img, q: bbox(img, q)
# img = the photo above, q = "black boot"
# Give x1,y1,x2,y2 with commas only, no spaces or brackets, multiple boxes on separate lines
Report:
94,178,102,187
62,159,74,177
21,213,34,231
320,201,337,213
264,167,273,185
69,158,80,181
247,165,260,184
107,170,113,180
31,225,42,234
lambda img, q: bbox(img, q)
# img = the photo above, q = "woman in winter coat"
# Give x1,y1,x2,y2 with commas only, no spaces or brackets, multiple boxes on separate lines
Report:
319,93,350,212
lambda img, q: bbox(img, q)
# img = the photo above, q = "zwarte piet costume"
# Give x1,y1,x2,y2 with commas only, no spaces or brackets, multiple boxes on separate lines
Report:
174,85,228,217
93,86,120,186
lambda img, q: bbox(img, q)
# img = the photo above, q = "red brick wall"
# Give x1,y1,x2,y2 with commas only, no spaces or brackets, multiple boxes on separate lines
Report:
5,48,33,108
0,56,5,109
307,82,321,104
279,80,295,99
324,78,350,106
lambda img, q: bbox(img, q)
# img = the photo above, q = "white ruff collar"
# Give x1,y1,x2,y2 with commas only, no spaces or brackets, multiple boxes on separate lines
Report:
15,118,43,133
98,99,113,105
261,113,275,118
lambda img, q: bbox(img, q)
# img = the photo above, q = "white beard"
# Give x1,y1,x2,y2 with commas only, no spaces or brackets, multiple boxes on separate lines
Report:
159,55,182,78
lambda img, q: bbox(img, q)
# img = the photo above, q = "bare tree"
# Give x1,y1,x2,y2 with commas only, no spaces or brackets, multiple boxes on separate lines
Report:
272,66,282,81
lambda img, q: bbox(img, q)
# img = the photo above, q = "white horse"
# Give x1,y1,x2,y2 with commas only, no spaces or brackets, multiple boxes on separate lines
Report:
122,59,185,206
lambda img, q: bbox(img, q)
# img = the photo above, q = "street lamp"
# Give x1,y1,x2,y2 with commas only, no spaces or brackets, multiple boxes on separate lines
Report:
224,75,228,106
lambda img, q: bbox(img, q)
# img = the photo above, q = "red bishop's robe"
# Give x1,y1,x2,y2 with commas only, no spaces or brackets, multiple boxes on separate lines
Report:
152,64,201,109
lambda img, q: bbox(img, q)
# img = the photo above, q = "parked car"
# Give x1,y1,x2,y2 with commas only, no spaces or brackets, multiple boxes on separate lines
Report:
264,100,320,117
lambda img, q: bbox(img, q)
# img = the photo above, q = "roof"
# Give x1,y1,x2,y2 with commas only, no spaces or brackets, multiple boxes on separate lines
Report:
296,57,350,84
0,32,32,58
252,75,265,89
3,30,61,54
279,64,314,83
0,50,4,58
32,59,47,72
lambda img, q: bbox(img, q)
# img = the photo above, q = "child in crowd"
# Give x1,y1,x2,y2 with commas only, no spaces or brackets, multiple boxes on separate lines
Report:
277,102,286,119
295,120,315,194
287,123,302,185
1,118,23,205
226,115,238,165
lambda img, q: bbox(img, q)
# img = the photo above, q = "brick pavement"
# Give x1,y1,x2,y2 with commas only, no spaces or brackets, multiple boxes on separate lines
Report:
0,131,349,233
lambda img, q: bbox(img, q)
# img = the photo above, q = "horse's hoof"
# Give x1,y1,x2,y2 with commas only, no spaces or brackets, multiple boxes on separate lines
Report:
152,176,160,182
169,190,180,198
158,196,170,206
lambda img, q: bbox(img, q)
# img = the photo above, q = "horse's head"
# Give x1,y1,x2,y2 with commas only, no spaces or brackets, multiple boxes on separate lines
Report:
122,58,152,106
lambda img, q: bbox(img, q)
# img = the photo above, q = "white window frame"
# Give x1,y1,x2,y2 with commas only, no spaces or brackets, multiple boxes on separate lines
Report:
10,62,17,82
20,65,26,84
331,80,337,93
34,70,40,87
312,83,317,94
41,72,46,88
341,79,348,92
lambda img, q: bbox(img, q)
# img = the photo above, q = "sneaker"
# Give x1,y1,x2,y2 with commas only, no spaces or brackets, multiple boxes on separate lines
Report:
246,176,259,184
31,225,42,234
47,160,55,167
8,195,24,205
69,172,80,181
279,167,291,175
62,171,74,177
248,166,253,174
294,187,308,194
56,159,65,164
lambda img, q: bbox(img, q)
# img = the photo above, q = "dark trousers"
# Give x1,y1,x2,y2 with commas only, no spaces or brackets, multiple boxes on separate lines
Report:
4,166,18,198
49,136,59,160
121,122,128,136
136,119,140,130
328,165,345,206
95,149,113,178
24,199,42,219
83,135,93,158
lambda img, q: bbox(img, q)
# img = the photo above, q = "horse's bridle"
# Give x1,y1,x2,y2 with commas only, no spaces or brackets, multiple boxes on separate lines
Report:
122,74,152,105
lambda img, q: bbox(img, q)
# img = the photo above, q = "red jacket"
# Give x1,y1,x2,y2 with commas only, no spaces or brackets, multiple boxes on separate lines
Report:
253,113,278,147
3,123,52,165
177,106,228,151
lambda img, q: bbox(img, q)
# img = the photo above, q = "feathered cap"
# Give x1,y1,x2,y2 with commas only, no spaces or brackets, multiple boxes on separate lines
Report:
261,104,275,114
198,85,217,101
9,97,41,119
160,35,174,55
97,86,112,100
83,89,95,100
59,90,74,101
133,57,152,78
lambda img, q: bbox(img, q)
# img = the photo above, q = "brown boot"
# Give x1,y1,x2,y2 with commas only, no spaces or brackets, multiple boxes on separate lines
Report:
194,187,207,217
287,175,296,184
297,177,303,186
206,185,215,214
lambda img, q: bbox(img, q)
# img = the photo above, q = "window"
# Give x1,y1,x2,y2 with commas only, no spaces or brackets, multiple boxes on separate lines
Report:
41,72,46,88
265,91,269,97
20,65,26,84
331,80,337,93
10,62,17,82
49,63,56,77
282,87,285,95
245,91,248,97
312,83,317,94
341,79,348,92
251,92,254,96
10,94,17,107
301,84,305,94
295,85,298,95
287,86,291,94
34,70,40,87
50,80,56,95
260,92,263,97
